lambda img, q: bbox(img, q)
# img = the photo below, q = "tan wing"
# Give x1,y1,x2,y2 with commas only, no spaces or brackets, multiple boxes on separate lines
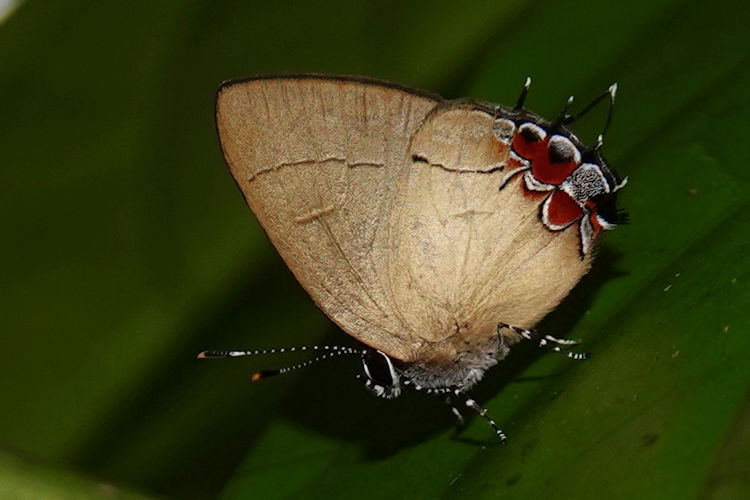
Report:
387,104,592,357
216,76,441,359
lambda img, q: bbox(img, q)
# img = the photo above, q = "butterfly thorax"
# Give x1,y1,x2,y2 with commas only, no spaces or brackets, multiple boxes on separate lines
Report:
397,335,510,393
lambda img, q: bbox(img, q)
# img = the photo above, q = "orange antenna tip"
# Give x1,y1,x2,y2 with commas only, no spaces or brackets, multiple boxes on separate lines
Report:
251,369,281,382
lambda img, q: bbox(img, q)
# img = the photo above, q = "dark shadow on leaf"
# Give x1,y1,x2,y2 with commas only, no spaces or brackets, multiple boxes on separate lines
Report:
67,254,320,499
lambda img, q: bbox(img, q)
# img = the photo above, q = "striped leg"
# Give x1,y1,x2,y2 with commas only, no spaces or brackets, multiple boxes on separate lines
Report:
444,390,507,443
444,396,466,428
462,393,507,444
497,323,589,360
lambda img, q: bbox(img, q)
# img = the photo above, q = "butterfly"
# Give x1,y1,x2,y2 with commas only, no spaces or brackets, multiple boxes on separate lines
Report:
202,75,626,442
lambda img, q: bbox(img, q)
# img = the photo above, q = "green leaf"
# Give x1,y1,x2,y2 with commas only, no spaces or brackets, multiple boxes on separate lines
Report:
1,0,747,499
0,451,157,500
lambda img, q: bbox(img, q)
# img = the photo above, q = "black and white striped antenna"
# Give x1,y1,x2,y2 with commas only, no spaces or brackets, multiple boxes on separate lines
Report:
197,345,366,381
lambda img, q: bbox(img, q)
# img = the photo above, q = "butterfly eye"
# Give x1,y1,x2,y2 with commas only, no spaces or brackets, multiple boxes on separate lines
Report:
361,349,401,399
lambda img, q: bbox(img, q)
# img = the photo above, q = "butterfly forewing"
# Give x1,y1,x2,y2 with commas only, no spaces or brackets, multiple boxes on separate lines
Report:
216,76,441,359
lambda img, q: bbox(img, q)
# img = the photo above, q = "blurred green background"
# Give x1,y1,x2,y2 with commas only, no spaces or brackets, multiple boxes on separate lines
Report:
2,0,749,498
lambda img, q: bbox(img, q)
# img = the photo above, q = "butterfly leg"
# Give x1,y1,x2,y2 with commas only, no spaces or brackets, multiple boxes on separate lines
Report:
497,323,589,360
456,390,507,444
443,395,465,428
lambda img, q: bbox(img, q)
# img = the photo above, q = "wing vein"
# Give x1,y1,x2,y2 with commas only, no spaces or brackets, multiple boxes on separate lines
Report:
317,206,393,321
